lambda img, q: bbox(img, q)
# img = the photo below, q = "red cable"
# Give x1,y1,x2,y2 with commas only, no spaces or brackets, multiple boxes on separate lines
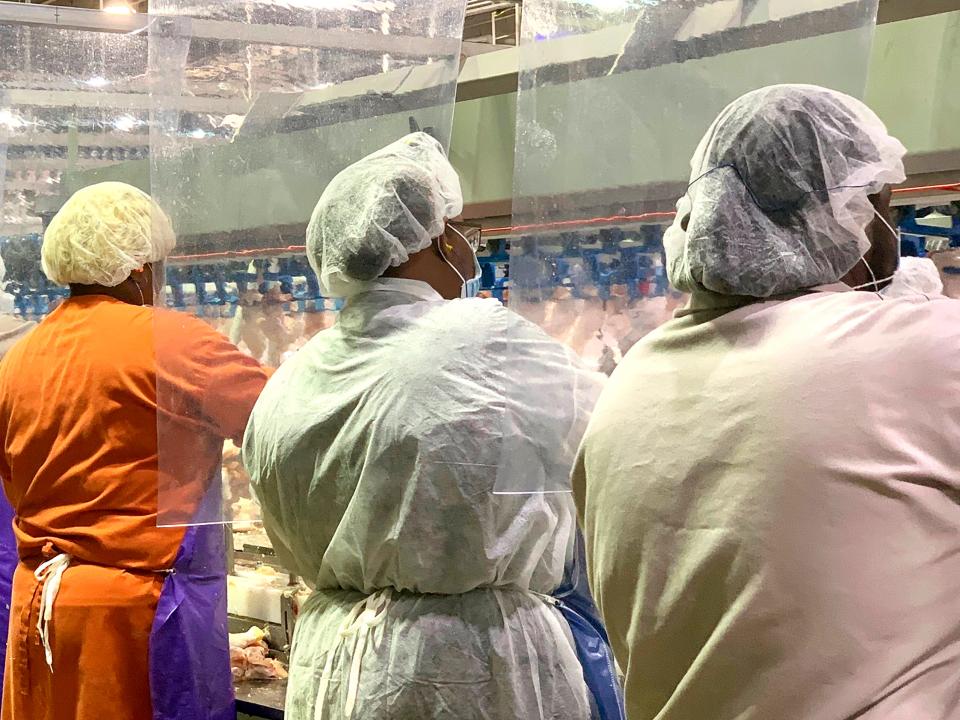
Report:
168,182,960,260
484,211,677,236
892,182,960,195
170,245,307,262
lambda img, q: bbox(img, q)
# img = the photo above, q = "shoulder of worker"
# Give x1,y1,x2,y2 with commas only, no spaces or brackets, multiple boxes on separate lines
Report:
448,299,606,404
151,306,267,376
151,305,232,348
444,296,567,337
620,289,960,366
361,294,520,347
433,296,581,357
866,293,960,366
447,295,526,331
0,315,36,363
751,290,958,368
781,290,960,355
0,317,37,399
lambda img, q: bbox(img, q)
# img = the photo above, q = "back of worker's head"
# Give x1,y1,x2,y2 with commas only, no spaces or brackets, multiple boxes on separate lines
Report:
307,132,463,297
41,181,176,288
666,84,906,298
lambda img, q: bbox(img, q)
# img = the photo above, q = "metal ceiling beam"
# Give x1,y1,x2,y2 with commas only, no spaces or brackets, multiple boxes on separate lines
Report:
0,2,145,32
4,88,246,114
2,0,958,31
465,2,518,18
878,0,960,24
0,2,460,57
153,16,460,58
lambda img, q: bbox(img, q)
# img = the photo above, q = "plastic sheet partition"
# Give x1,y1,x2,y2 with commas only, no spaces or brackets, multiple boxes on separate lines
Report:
151,0,468,526
0,91,9,315
496,0,882,494
0,24,149,320
510,0,884,359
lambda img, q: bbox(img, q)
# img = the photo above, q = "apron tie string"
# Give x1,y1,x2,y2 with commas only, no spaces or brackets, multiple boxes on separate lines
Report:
34,552,71,673
314,588,392,720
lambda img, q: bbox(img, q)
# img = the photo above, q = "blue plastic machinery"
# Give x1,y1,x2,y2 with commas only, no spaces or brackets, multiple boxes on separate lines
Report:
4,205,956,319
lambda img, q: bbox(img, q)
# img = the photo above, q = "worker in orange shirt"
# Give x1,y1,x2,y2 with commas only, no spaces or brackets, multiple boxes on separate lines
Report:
0,182,270,720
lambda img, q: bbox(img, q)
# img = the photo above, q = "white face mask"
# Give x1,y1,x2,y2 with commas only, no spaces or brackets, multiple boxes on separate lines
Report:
443,226,482,299
848,208,901,292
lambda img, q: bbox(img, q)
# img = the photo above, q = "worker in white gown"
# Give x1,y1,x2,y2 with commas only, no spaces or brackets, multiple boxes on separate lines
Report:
243,133,604,720
574,85,960,720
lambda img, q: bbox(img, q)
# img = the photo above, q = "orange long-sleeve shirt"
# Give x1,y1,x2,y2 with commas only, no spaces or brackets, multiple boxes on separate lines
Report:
0,295,270,720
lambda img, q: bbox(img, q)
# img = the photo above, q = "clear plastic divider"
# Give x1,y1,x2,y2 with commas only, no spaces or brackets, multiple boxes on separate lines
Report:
0,23,148,325
497,0,881,493
151,0,467,526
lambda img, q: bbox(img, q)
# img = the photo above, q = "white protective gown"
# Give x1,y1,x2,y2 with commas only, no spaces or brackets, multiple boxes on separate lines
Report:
243,278,603,720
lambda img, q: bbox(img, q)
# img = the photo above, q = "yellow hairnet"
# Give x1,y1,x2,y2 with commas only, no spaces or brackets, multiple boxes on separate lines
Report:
41,182,176,287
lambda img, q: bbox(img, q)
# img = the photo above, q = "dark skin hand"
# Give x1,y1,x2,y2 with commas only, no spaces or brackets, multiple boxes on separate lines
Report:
69,262,160,306
382,224,475,300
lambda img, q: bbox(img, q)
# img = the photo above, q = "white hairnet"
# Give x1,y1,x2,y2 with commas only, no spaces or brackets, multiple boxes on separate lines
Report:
882,256,944,298
41,181,176,288
306,132,464,297
666,84,907,298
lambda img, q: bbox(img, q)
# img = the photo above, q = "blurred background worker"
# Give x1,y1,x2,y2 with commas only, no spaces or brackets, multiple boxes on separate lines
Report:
574,85,960,720
0,255,35,702
244,133,622,720
0,182,270,720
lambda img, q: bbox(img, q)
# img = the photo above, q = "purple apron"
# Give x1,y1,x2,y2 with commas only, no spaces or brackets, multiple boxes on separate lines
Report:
148,482,235,720
0,492,15,694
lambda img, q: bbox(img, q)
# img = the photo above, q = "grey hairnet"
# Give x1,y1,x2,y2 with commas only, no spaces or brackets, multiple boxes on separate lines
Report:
307,132,464,298
883,256,944,298
666,84,906,298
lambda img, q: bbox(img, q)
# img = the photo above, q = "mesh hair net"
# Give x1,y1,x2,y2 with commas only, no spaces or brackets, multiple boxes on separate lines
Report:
41,182,176,288
666,84,907,298
883,256,944,298
306,132,464,298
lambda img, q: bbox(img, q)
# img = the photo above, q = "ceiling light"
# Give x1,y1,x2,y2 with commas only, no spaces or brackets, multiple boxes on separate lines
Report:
103,1,135,14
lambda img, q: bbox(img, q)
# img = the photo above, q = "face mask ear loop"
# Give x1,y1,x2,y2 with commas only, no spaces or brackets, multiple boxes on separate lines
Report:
850,209,900,295
865,255,880,287
437,234,468,290
449,226,484,298
847,257,890,294
127,274,146,306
